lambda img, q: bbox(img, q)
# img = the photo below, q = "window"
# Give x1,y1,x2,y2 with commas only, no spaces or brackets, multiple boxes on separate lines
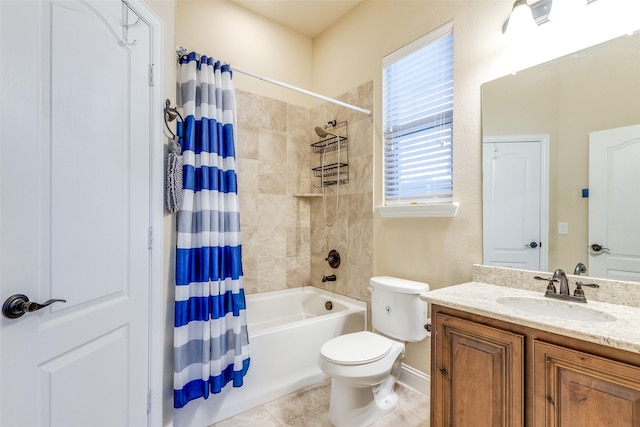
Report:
380,22,457,217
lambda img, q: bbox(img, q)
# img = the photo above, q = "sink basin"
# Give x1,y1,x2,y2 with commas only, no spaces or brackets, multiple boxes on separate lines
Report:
496,296,616,322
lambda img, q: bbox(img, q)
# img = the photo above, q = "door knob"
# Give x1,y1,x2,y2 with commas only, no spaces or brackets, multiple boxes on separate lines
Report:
526,241,539,248
2,294,66,319
590,243,610,255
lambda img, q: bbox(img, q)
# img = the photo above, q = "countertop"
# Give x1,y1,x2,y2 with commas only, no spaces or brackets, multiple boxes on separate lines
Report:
421,282,640,354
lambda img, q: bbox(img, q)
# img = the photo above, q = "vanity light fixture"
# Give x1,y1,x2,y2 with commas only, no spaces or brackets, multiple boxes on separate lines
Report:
548,0,586,22
503,0,599,36
504,0,537,40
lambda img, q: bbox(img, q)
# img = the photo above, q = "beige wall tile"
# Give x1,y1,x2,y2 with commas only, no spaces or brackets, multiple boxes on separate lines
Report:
257,254,286,292
236,124,259,160
237,158,259,195
349,117,373,159
257,194,288,227
286,255,311,288
258,162,287,195
288,104,310,138
286,226,310,258
235,84,373,307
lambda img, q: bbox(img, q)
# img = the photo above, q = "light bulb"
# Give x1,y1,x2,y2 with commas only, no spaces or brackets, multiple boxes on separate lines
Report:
505,0,537,41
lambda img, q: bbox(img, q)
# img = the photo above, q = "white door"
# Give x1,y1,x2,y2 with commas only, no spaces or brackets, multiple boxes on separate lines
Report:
483,136,548,271
589,124,640,281
1,1,152,426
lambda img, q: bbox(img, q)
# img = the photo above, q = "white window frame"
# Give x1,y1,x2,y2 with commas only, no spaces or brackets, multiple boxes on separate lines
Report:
377,21,459,218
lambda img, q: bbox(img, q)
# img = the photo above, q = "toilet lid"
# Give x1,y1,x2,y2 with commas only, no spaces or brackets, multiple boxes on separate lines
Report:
320,331,393,365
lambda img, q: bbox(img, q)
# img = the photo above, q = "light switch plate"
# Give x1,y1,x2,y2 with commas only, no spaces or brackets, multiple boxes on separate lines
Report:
558,222,569,235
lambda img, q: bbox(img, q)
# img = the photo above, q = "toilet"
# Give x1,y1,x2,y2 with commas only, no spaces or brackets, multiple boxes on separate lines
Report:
318,276,430,426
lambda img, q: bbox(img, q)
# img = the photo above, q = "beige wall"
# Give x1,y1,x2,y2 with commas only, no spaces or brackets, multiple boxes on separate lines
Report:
177,0,314,107
164,0,639,416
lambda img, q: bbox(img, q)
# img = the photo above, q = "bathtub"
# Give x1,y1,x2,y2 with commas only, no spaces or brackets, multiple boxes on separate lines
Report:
172,286,367,427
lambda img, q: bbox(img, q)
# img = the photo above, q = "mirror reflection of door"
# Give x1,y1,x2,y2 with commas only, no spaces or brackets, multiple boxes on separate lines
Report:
589,124,640,280
483,135,549,271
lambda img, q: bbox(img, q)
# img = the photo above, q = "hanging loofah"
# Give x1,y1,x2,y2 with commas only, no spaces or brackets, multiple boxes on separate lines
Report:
165,136,183,213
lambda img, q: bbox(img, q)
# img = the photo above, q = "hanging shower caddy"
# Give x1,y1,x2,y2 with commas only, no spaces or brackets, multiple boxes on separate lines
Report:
312,121,349,187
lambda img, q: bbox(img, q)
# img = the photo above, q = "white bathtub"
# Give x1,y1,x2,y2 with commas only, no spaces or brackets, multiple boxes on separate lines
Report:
172,286,367,427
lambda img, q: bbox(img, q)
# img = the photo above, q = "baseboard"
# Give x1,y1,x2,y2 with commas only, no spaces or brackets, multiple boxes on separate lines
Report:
398,363,430,398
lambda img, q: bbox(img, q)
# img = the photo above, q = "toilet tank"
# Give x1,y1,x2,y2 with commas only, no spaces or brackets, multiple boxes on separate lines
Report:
369,276,430,342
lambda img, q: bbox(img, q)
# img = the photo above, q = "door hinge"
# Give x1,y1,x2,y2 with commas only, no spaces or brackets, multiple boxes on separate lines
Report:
149,64,155,86
147,389,152,414
148,227,154,249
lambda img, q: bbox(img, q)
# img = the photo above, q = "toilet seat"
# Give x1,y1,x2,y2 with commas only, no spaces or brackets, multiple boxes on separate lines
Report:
320,331,394,365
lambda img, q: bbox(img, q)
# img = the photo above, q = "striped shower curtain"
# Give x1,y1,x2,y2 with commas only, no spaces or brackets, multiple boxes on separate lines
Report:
173,52,250,409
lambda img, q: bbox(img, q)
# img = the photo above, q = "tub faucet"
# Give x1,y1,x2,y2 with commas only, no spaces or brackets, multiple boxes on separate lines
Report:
552,269,570,295
574,262,587,275
322,275,336,282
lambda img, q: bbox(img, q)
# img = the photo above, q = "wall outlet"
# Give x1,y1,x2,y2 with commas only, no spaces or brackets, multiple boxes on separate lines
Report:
558,222,569,235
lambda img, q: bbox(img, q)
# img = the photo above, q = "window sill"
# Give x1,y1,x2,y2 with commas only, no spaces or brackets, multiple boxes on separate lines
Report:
376,202,459,218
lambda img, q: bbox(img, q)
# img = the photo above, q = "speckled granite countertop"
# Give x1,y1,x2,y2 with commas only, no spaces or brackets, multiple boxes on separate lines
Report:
421,282,640,354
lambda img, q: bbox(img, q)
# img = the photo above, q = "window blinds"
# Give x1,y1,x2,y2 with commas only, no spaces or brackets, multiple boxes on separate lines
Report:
383,23,454,204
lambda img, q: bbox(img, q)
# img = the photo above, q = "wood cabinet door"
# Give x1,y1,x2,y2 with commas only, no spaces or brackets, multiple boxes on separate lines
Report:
534,340,640,427
432,313,525,427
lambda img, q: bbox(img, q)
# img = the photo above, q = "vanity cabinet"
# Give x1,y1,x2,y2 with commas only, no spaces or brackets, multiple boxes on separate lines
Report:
431,305,640,427
432,313,524,426
533,341,640,427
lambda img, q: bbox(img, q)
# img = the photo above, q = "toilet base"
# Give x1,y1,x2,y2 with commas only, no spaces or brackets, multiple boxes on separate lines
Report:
327,377,399,427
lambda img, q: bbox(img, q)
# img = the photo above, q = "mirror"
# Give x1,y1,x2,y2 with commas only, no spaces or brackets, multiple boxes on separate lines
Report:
482,31,640,280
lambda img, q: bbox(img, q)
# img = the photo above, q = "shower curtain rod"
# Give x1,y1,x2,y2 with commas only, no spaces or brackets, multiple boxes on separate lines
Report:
176,47,371,116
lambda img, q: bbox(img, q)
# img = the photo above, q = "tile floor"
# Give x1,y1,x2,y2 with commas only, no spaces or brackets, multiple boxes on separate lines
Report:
211,379,430,427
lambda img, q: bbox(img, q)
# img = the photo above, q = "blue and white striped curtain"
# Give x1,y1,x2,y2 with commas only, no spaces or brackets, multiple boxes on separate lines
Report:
173,52,250,409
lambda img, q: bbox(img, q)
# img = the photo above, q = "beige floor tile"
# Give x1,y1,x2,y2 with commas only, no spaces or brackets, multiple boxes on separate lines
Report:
214,380,429,427
392,385,430,426
213,405,280,427
264,380,331,423
370,411,415,427
282,405,333,427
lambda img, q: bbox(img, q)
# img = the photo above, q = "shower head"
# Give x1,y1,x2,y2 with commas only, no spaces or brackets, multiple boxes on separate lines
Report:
315,126,337,138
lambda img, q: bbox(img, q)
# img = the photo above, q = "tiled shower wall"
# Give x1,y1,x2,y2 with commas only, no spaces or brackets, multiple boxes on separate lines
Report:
235,81,373,305
309,82,374,303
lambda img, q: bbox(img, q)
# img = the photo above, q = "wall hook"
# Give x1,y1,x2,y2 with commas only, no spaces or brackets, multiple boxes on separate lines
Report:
164,99,184,140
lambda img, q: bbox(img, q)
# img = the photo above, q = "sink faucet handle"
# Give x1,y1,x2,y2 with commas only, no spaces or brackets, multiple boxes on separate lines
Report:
573,281,599,302
534,275,557,282
534,275,557,293
576,281,600,288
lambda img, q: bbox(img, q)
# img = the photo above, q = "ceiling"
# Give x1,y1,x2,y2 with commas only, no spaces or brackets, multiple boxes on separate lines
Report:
228,0,363,38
